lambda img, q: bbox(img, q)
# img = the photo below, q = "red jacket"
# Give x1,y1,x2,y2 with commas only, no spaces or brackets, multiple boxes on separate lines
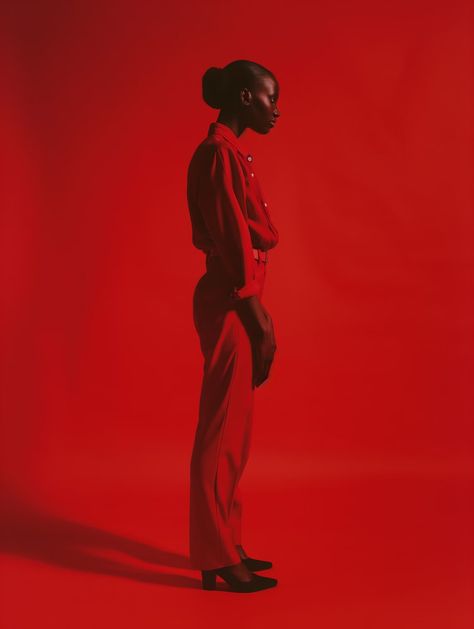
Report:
187,121,279,299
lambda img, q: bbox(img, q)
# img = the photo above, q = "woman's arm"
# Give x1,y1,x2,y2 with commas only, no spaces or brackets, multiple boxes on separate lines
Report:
197,145,259,300
234,295,277,387
196,143,276,386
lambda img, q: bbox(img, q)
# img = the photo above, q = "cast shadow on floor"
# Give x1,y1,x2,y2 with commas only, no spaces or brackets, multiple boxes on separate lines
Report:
0,492,198,589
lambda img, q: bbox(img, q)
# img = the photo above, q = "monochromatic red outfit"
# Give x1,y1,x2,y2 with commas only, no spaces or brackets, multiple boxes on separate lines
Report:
187,121,279,570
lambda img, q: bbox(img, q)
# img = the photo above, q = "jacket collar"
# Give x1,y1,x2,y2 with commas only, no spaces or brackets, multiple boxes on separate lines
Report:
208,122,249,159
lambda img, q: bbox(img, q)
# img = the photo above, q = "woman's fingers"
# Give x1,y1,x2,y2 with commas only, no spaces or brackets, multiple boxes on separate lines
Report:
251,328,277,387
252,350,264,387
253,354,275,387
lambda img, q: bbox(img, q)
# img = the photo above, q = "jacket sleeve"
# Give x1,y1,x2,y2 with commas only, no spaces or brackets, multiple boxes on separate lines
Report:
197,144,259,300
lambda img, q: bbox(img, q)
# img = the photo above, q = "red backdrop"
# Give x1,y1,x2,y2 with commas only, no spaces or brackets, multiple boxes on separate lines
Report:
1,1,473,627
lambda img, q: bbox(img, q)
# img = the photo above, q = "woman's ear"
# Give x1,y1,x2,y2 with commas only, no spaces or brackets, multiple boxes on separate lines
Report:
240,87,252,106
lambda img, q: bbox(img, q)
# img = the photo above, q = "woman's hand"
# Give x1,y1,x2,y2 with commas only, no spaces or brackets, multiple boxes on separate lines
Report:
251,310,277,387
234,295,277,388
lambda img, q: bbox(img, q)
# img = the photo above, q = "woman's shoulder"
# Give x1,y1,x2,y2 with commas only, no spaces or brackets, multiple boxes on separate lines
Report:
199,133,239,155
189,135,242,170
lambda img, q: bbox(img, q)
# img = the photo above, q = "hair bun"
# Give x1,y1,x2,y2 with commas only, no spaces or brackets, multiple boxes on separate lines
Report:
202,66,228,109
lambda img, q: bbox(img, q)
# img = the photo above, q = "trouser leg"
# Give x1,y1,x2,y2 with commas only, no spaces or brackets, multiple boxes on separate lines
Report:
189,308,254,570
229,485,243,546
229,395,255,547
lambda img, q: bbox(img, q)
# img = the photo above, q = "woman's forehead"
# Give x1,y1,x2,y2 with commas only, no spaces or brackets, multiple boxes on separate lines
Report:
257,74,278,93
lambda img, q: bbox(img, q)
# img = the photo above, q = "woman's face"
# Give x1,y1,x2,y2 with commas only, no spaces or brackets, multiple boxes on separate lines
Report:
244,75,280,134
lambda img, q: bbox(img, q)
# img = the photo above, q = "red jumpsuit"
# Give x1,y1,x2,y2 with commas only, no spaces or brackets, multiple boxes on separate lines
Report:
186,121,279,570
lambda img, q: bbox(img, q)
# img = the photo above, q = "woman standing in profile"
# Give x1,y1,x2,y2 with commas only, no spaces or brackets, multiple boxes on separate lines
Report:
186,60,281,593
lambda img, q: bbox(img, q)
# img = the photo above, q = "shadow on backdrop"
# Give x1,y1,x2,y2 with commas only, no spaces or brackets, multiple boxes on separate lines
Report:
0,491,197,589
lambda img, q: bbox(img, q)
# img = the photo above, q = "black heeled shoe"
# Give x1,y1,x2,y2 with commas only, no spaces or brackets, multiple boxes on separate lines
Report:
201,564,278,593
242,556,273,571
235,545,273,572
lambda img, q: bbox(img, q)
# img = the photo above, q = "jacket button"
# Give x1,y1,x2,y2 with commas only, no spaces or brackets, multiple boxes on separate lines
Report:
263,202,268,207
250,172,255,177
247,154,253,162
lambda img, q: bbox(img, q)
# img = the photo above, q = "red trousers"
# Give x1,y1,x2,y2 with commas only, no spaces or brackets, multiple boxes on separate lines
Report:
189,254,267,570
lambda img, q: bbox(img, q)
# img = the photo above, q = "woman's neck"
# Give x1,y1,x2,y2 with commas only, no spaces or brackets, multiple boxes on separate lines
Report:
215,113,246,138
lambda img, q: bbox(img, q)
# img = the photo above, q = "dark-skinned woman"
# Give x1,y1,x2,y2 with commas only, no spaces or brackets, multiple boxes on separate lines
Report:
186,59,281,593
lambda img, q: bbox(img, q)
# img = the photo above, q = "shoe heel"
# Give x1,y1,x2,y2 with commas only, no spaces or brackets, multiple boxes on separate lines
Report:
201,570,217,590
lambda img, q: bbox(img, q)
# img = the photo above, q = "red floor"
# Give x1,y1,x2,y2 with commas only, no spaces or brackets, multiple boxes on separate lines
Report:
1,453,472,629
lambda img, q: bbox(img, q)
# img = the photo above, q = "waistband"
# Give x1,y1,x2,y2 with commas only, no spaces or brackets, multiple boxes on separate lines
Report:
207,247,269,263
